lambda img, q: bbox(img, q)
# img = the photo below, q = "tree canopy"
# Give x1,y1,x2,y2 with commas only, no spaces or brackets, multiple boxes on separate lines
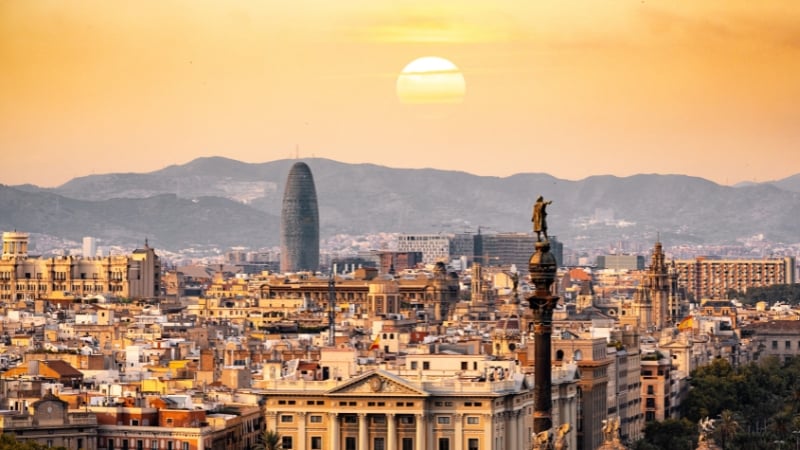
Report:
637,356,800,450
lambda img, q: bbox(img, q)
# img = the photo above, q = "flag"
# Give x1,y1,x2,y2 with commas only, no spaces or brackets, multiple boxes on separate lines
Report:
369,335,380,351
677,316,694,332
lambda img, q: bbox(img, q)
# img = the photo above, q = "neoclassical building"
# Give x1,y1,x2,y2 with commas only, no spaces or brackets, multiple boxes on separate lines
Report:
261,369,540,450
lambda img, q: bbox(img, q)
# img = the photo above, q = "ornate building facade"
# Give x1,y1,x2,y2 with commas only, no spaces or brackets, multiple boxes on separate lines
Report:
0,232,160,303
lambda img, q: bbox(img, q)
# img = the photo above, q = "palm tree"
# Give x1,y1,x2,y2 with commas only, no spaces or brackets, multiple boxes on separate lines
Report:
715,409,741,450
253,429,282,450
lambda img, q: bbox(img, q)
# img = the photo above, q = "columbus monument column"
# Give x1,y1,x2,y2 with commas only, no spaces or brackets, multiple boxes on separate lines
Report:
528,196,560,442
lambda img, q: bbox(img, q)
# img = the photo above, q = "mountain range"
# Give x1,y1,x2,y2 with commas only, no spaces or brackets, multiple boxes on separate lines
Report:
3,157,799,252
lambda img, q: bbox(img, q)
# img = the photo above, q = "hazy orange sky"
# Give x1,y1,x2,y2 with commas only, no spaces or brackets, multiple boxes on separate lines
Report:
2,1,799,187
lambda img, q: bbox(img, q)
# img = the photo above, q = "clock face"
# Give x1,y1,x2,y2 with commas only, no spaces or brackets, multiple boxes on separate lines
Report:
47,406,53,413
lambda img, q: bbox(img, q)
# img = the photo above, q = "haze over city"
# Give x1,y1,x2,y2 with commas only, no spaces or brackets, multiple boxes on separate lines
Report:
3,1,800,187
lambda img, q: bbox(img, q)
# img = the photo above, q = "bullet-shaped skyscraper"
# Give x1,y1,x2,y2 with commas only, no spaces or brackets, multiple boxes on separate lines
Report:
280,162,320,273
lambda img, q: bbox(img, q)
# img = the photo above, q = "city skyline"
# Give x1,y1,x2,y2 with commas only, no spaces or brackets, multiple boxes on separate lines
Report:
2,1,800,187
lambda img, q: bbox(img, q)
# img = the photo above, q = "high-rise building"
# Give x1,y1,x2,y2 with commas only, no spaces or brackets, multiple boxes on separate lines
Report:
476,232,563,269
397,234,451,265
280,162,320,273
82,236,97,258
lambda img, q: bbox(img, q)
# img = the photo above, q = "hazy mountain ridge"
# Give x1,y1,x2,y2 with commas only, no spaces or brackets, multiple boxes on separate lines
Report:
3,157,800,251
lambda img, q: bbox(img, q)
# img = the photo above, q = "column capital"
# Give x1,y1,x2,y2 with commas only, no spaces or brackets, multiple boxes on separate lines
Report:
328,412,339,417
297,411,307,417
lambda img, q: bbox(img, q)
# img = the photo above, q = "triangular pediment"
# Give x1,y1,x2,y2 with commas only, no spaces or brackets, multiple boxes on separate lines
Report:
327,370,428,397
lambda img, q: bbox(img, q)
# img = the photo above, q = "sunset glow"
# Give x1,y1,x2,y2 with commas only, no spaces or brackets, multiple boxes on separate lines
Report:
1,1,799,186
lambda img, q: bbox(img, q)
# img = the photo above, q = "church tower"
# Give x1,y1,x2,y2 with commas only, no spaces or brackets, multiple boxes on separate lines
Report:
646,241,670,329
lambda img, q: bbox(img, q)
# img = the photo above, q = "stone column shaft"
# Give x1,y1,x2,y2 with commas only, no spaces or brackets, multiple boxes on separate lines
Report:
387,413,396,450
359,413,368,450
329,413,340,450
416,414,426,450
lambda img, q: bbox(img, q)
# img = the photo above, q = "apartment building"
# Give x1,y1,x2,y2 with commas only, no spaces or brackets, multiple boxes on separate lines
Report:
674,256,795,301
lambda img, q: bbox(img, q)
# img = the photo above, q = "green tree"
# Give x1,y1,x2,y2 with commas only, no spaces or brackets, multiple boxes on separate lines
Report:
0,433,67,450
253,429,282,450
715,410,741,450
635,418,697,450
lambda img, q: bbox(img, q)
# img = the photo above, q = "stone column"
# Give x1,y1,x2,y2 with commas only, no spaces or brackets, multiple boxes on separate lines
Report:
528,240,559,434
358,413,368,450
416,413,426,450
427,414,435,450
454,413,464,450
387,413,396,450
298,411,307,449
329,412,340,450
508,411,518,450
483,413,493,450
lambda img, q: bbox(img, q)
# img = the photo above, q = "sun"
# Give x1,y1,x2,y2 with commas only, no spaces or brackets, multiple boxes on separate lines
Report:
396,56,466,104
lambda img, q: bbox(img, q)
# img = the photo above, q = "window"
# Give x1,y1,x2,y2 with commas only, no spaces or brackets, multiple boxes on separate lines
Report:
402,438,414,450
400,416,415,425
373,416,386,424
345,437,356,450
438,438,450,450
282,436,293,449
468,438,479,450
467,416,480,425
437,416,451,425
281,415,294,423
137,440,143,450
646,398,656,408
374,437,385,450
311,436,322,450
151,440,158,450
167,442,173,450
772,340,778,350
786,341,792,350
344,415,358,424
132,419,139,426
182,443,189,450
645,411,656,422
646,385,654,395
461,361,468,370
423,361,430,370
310,415,323,423
108,440,114,450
